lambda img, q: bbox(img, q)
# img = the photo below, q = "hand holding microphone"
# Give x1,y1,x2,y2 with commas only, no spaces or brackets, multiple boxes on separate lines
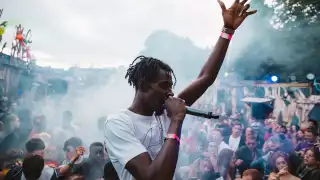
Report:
165,96,186,123
164,96,220,121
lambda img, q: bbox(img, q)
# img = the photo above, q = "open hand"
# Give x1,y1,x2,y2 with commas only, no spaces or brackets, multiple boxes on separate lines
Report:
217,0,257,30
75,146,85,157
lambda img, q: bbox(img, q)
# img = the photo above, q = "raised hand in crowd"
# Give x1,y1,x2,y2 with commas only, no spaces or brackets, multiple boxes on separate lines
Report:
217,0,257,30
58,146,85,176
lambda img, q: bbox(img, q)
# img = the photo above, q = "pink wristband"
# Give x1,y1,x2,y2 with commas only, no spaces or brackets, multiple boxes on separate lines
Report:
220,32,232,40
165,134,180,144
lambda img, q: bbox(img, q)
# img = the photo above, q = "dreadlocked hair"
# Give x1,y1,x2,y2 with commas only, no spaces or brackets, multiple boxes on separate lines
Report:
125,55,176,89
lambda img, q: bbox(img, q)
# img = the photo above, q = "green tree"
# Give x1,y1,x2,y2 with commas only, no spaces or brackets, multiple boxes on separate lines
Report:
229,0,320,82
270,0,320,28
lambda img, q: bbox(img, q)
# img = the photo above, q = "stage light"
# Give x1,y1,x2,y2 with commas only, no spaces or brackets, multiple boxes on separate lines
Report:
289,75,296,82
307,73,315,80
271,75,279,82
224,72,229,77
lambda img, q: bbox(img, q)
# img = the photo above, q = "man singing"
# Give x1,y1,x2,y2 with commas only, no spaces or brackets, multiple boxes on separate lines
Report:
104,0,257,180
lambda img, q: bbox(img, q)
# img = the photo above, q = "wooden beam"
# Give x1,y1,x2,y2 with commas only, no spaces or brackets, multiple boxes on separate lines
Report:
254,83,311,88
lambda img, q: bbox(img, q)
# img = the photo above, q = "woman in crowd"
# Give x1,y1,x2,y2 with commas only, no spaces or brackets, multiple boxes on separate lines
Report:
293,146,320,180
268,152,299,180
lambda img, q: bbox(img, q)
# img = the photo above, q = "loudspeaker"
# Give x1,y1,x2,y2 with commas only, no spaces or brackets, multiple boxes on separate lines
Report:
309,104,320,121
251,102,274,120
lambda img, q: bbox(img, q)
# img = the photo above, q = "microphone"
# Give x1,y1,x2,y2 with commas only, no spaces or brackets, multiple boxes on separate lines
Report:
186,106,219,119
163,105,219,119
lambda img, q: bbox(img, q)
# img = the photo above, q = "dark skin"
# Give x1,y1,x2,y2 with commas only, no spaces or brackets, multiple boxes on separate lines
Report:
126,1,257,180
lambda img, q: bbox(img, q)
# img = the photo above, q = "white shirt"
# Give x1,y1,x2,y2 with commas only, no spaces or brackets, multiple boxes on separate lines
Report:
218,141,231,155
104,109,171,180
228,135,241,151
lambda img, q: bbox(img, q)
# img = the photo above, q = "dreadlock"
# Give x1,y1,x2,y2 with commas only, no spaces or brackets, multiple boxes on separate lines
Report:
125,55,176,89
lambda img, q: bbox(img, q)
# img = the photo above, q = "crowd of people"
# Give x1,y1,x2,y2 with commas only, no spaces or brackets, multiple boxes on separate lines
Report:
1,0,320,179
0,92,319,180
176,110,320,180
0,98,118,180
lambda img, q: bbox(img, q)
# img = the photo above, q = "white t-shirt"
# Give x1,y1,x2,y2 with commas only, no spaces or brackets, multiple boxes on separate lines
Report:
104,109,171,180
218,141,231,155
228,135,241,151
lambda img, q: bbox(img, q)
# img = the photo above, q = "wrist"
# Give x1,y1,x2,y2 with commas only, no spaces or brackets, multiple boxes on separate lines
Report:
220,26,234,41
70,156,79,164
222,26,235,35
67,161,74,167
168,120,182,136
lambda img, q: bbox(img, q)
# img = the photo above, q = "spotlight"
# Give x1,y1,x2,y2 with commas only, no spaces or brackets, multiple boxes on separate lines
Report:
270,75,279,83
307,73,315,80
224,72,229,77
289,75,296,82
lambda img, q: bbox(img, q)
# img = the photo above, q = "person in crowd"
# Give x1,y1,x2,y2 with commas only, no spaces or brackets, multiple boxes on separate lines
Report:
293,146,320,180
278,133,294,154
307,120,318,131
235,136,262,176
280,126,287,135
188,157,215,180
297,130,304,140
264,128,273,142
184,121,206,163
104,1,257,179
16,108,33,141
180,139,219,179
226,122,245,151
250,150,274,178
245,127,263,149
249,118,263,136
29,115,47,138
268,151,300,180
291,125,300,135
4,138,85,180
21,155,54,180
208,128,231,155
217,116,232,142
217,148,235,180
80,142,106,179
0,114,22,154
0,148,24,178
295,128,317,152
241,169,263,180
25,138,46,157
245,127,255,139
62,111,76,134
62,137,84,165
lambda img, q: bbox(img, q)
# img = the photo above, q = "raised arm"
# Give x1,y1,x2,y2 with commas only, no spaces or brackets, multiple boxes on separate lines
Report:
178,0,256,106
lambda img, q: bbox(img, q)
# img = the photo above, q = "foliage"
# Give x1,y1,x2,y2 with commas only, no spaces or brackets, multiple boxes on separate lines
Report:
229,0,320,82
269,0,320,28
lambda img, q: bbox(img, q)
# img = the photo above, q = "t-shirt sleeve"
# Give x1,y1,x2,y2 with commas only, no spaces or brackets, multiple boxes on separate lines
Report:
104,119,147,166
